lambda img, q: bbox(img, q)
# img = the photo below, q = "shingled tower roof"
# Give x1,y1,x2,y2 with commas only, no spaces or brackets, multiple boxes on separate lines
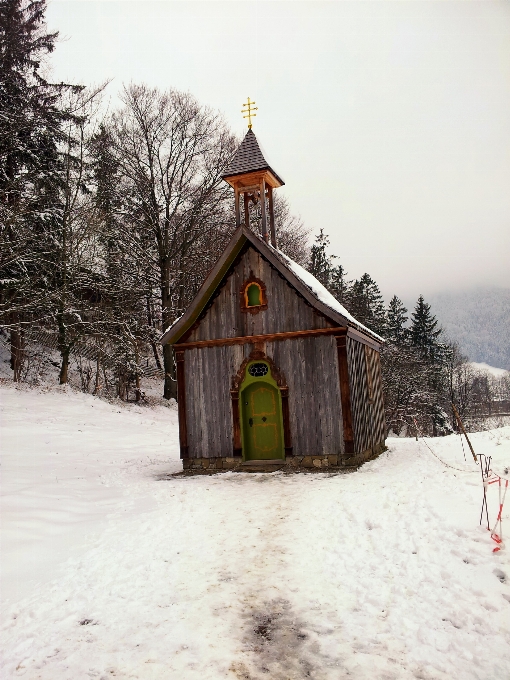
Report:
222,129,285,185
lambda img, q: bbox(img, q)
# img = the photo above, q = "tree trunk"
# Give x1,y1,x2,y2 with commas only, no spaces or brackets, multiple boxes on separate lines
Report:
135,342,141,402
163,343,177,400
59,348,70,384
151,341,162,370
147,297,162,369
117,366,126,401
160,258,177,400
93,353,101,395
103,364,110,395
10,328,23,382
57,312,70,384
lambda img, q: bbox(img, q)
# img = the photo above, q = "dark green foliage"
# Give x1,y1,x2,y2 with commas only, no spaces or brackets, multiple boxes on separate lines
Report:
89,124,120,236
411,295,442,359
329,263,350,306
308,229,333,289
0,0,82,380
382,292,454,435
0,0,82,231
308,230,353,311
348,273,386,337
386,296,409,345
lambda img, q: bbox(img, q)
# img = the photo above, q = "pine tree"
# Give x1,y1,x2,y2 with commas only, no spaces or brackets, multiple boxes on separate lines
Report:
90,124,120,239
348,273,386,336
0,0,82,380
410,295,442,359
410,295,450,434
308,229,332,289
386,295,409,345
329,263,351,306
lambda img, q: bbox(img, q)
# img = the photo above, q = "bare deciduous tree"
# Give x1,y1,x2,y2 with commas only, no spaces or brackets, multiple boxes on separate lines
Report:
110,84,237,398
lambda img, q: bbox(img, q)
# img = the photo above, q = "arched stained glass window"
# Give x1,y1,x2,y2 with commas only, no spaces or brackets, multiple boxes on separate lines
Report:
246,283,262,307
240,277,268,314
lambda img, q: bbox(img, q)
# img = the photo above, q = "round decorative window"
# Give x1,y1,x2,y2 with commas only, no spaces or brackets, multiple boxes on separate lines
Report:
248,363,269,377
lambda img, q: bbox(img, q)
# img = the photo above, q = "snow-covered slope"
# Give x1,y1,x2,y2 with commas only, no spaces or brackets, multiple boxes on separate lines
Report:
470,362,509,378
1,384,510,679
0,384,180,606
428,287,510,370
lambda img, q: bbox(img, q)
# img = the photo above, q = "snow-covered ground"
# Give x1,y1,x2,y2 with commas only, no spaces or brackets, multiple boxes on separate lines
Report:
1,384,510,680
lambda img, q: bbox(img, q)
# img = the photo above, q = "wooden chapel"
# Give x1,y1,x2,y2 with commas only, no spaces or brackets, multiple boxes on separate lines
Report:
161,117,386,471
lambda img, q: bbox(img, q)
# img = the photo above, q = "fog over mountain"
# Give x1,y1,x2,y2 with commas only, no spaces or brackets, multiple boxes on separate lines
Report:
416,288,510,370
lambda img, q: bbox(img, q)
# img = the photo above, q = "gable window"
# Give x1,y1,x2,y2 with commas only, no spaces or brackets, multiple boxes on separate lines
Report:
240,276,268,314
246,283,262,307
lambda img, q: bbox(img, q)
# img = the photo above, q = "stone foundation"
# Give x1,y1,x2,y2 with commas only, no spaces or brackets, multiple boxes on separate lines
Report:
182,442,386,472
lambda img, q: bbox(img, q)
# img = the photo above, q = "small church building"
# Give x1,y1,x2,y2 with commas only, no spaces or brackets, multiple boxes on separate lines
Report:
161,126,386,471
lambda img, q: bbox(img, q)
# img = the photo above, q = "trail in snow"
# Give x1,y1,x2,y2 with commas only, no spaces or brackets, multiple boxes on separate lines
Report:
1,384,510,679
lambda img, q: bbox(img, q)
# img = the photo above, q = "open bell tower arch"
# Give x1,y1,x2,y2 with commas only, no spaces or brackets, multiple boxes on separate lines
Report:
221,100,285,248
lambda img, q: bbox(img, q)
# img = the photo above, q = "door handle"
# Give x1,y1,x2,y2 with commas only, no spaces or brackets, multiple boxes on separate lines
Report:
249,418,253,427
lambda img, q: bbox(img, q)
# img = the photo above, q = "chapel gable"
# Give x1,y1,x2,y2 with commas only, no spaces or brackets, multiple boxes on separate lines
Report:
185,245,333,343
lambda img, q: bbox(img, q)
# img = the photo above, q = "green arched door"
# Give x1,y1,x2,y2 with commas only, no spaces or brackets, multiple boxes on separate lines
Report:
240,362,284,461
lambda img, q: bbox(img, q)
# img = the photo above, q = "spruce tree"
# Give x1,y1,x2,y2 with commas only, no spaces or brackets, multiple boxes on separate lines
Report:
0,0,82,380
329,263,351,306
0,0,82,238
410,295,442,359
386,295,409,345
308,229,332,289
348,273,386,336
410,295,451,434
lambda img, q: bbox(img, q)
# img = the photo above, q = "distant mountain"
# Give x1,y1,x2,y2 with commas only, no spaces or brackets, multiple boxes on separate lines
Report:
421,288,510,370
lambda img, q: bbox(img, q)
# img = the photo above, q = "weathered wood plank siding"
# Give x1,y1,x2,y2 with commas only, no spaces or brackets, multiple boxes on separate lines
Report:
269,335,344,457
179,243,384,461
184,336,343,459
347,338,386,453
184,344,250,458
187,246,331,342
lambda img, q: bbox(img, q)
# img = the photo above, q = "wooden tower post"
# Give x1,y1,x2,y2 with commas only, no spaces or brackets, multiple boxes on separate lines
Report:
222,99,285,248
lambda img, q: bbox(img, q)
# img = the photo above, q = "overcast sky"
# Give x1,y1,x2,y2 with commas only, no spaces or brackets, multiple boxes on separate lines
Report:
46,0,510,301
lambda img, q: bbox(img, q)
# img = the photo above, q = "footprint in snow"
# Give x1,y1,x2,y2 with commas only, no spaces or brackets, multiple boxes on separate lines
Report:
493,568,507,584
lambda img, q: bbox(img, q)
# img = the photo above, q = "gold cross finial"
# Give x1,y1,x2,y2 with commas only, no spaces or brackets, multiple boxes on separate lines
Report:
241,97,258,129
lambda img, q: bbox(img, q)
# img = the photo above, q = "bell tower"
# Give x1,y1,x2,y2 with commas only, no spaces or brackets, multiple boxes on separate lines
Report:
222,98,285,248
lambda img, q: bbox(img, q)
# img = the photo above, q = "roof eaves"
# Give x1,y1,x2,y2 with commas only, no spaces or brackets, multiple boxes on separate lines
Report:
161,225,383,348
160,228,248,345
241,232,383,342
221,165,285,186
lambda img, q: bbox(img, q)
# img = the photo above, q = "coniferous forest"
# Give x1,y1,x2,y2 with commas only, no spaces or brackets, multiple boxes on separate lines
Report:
1,0,508,434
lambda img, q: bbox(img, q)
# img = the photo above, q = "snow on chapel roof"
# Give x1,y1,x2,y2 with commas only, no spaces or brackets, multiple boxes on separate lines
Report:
162,117,382,346
222,129,285,185
272,248,383,341
161,226,383,345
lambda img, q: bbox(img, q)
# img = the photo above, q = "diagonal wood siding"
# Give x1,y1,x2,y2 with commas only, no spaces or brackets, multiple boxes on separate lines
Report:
347,338,386,453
